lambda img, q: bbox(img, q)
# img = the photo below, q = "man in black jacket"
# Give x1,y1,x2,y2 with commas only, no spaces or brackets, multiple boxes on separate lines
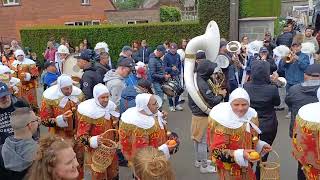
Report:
94,49,110,83
258,47,278,74
285,64,320,180
75,49,100,100
276,26,294,47
243,60,280,179
188,59,226,174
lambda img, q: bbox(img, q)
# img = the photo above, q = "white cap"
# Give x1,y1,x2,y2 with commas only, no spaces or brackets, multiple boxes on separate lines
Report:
57,45,70,54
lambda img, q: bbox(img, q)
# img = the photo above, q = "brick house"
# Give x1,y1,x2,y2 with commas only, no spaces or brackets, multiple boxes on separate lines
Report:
0,0,116,42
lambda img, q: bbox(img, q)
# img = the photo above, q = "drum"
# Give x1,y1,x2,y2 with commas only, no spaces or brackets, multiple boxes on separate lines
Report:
292,103,320,179
161,78,184,97
62,54,83,82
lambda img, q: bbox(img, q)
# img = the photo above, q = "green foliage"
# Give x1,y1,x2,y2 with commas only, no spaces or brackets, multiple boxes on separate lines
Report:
239,0,281,18
20,22,202,64
114,0,144,9
198,0,230,39
160,6,182,22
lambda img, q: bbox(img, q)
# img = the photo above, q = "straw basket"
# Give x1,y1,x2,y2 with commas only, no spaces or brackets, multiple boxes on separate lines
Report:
260,150,280,180
91,129,118,173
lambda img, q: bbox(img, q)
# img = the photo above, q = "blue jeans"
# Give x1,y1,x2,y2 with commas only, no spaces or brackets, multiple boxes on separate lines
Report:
168,96,179,107
153,82,164,100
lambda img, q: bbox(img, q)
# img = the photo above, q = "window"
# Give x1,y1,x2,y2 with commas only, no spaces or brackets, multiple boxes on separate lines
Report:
81,0,90,5
64,20,100,26
3,0,20,6
127,20,149,24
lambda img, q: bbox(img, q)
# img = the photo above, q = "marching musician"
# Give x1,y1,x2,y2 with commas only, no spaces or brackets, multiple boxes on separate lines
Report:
292,87,320,180
55,45,70,74
119,93,178,166
188,58,226,174
39,74,84,138
77,83,120,180
208,88,272,180
12,49,39,112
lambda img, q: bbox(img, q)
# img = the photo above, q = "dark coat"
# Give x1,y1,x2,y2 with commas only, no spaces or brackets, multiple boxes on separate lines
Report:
188,60,224,116
80,64,100,100
137,47,153,64
244,60,280,133
148,55,165,83
94,62,110,83
163,52,181,77
276,32,294,47
285,80,320,138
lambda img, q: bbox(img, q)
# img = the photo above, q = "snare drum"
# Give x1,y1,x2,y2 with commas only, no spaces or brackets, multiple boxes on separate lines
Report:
292,102,320,179
161,78,184,97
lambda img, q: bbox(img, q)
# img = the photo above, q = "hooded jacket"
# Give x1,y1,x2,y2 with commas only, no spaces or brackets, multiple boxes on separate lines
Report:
285,80,320,137
0,136,38,179
163,51,181,77
104,69,125,107
80,64,100,100
244,60,280,133
188,60,224,116
276,32,294,47
148,55,165,83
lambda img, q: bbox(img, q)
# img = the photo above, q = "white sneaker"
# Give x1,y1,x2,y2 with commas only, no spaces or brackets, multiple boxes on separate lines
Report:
200,164,217,173
286,112,291,119
175,104,184,111
194,160,212,168
169,107,176,112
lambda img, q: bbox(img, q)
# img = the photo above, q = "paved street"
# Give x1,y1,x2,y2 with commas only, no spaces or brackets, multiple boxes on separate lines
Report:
120,104,298,180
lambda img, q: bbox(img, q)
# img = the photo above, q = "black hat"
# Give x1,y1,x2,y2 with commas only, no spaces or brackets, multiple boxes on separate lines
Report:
196,51,206,60
74,49,94,61
117,58,134,68
259,47,269,53
156,45,166,54
0,82,10,98
305,64,320,77
44,61,55,69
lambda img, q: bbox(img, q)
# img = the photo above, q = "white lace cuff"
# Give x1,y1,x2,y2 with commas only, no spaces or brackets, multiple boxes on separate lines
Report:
158,144,170,160
233,149,248,167
24,73,31,81
89,136,99,149
55,115,68,128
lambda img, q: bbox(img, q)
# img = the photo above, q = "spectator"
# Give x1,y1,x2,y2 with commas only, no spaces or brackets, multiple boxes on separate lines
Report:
104,58,133,107
94,48,111,83
28,135,79,180
177,39,188,89
148,45,170,100
0,107,39,180
44,41,57,62
303,26,320,52
79,43,85,53
10,40,21,52
60,37,66,46
119,46,134,63
164,43,183,111
24,47,32,59
75,49,100,100
65,42,75,53
132,40,141,62
132,147,175,180
137,40,153,64
163,40,170,53
243,60,280,179
83,38,91,50
75,46,80,54
257,47,277,74
276,26,294,47
120,79,153,114
0,65,21,96
125,61,147,87
263,38,276,59
43,61,59,90
49,37,60,49
241,35,249,48
1,45,15,68
179,39,188,50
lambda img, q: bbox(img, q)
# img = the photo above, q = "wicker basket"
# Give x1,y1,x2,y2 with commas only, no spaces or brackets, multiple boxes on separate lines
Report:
260,150,280,180
91,129,118,173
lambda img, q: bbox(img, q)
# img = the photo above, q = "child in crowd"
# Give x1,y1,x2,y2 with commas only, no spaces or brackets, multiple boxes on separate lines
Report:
43,61,59,90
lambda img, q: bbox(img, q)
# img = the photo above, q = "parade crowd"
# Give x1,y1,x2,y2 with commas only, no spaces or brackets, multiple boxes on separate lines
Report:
0,19,320,180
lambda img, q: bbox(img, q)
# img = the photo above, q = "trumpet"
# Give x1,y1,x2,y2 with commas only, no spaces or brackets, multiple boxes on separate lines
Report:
226,41,243,69
285,51,295,63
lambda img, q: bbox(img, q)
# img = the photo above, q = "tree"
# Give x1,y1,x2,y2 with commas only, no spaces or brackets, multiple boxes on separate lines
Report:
160,6,182,22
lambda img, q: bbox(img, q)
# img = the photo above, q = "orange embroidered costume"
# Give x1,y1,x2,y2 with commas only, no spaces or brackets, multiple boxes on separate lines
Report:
77,84,120,180
12,50,39,110
292,87,320,180
39,74,84,138
119,93,171,166
208,88,269,180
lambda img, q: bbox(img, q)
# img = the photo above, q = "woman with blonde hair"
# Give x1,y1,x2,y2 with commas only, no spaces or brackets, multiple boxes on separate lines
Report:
28,135,79,180
132,147,175,180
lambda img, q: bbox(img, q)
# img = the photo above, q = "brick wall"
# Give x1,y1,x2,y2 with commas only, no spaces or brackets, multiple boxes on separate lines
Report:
105,8,160,24
0,0,115,43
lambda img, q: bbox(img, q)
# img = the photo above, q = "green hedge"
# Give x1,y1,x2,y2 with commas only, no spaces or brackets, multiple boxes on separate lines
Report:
20,22,202,65
239,0,281,18
160,6,182,22
198,0,230,39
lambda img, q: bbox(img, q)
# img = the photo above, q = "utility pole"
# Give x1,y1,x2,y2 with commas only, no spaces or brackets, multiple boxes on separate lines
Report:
229,0,239,41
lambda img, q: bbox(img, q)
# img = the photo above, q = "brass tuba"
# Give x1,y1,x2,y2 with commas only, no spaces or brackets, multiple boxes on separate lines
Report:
184,21,220,114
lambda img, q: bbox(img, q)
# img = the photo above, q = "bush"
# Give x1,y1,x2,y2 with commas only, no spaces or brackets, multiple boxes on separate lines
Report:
198,0,230,39
20,22,202,65
160,6,182,22
239,0,281,18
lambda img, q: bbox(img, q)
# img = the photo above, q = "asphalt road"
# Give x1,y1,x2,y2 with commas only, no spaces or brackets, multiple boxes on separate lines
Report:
119,104,298,180
37,88,298,180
